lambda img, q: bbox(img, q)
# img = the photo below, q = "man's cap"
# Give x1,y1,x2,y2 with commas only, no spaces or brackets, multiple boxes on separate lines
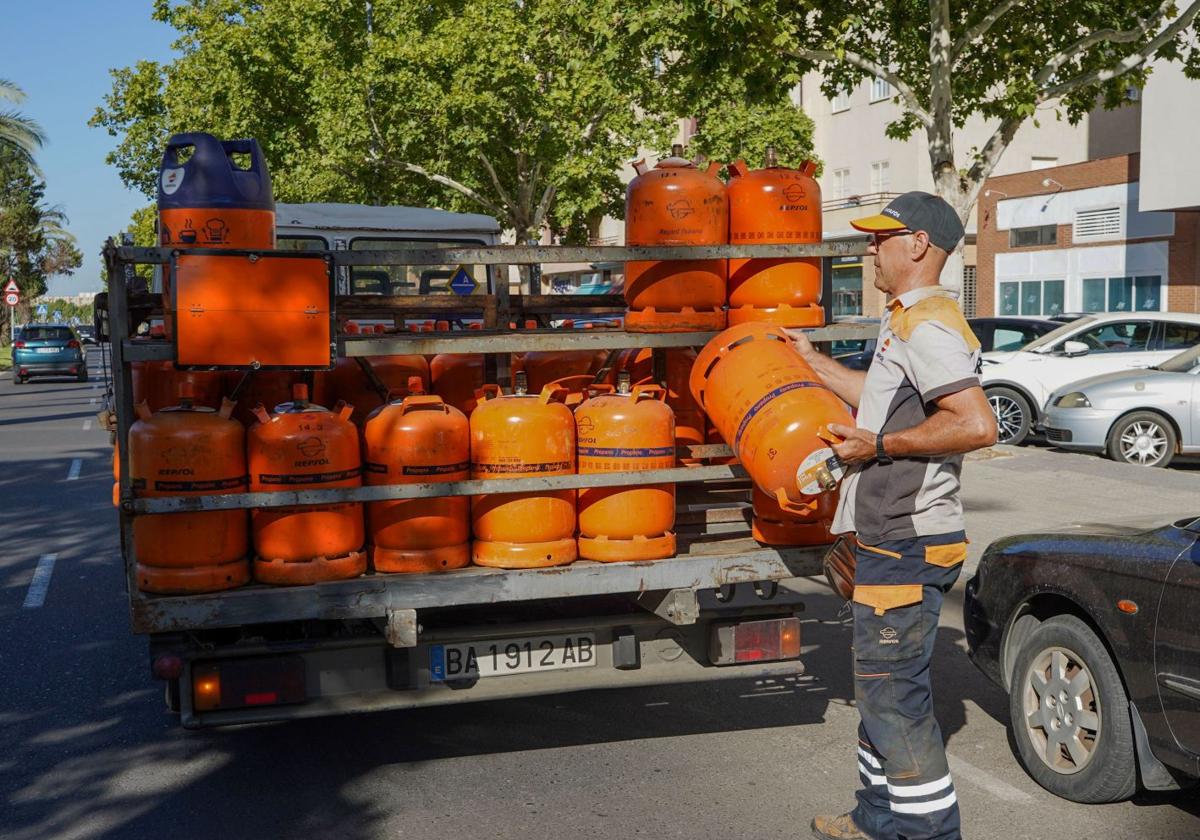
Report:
850,191,965,252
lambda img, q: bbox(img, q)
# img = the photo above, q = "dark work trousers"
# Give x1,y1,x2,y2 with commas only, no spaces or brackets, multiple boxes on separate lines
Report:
849,531,967,840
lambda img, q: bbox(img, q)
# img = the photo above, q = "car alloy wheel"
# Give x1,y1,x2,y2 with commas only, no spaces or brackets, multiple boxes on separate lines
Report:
1118,421,1168,465
1021,646,1100,775
986,386,1031,445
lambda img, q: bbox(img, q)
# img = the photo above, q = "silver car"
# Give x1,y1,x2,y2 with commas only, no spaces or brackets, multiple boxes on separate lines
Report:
1042,345,1200,467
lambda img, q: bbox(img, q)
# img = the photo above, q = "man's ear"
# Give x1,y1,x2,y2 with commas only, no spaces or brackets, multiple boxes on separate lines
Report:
910,230,932,260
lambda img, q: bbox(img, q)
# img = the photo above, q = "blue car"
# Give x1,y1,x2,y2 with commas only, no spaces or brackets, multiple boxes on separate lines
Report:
11,324,88,384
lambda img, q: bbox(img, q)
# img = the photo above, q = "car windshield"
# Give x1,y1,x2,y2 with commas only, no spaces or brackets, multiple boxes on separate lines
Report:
1022,316,1097,352
20,326,73,342
1156,344,1200,373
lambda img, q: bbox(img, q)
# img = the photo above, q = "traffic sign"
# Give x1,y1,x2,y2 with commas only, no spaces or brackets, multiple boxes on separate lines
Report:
52,310,63,322
448,266,477,296
4,292,18,307
36,303,47,317
3,279,17,294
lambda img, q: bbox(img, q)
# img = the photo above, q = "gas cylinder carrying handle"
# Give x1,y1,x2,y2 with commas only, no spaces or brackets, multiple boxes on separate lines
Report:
538,384,570,405
218,397,237,421
775,486,820,515
631,383,667,402
705,160,723,177
401,395,448,414
335,400,354,422
475,384,503,402
135,401,153,422
729,159,750,178
251,403,271,425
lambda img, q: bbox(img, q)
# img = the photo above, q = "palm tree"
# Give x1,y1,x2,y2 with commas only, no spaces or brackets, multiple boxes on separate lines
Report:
0,79,46,167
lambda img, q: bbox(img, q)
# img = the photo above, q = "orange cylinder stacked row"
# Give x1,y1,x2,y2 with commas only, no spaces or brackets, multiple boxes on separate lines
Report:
326,354,430,426
470,378,577,568
248,384,366,584
363,379,471,573
727,151,824,328
691,322,852,530
129,393,250,593
624,145,728,332
575,377,676,561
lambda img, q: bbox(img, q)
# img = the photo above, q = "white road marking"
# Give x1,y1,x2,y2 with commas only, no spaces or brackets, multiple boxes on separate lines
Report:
66,458,82,481
89,397,97,405
22,554,58,609
82,419,92,431
947,754,1033,802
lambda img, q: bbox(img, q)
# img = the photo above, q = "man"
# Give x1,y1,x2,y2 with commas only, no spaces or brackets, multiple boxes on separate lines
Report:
794,192,997,840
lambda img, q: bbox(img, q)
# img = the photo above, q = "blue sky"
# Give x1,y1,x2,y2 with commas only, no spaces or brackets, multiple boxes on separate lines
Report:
7,2,177,296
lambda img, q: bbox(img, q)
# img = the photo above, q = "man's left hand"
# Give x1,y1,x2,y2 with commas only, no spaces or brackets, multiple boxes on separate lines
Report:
826,422,878,466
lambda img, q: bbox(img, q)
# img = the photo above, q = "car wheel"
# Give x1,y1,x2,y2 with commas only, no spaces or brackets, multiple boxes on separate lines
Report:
987,386,1032,445
1106,411,1176,468
1009,614,1137,803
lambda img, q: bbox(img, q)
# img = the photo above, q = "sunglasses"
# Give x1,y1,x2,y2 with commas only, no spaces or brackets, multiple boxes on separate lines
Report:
872,229,913,245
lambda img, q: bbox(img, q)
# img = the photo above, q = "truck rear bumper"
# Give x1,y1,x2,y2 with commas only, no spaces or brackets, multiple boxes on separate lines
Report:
172,609,807,728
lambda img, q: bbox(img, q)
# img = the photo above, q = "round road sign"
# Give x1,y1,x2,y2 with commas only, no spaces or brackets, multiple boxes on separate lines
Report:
4,292,19,307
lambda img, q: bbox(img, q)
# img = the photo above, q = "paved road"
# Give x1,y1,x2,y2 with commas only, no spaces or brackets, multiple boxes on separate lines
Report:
1,356,1198,840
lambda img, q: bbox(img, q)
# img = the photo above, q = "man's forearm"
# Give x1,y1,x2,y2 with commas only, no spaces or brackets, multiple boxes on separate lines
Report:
801,351,866,409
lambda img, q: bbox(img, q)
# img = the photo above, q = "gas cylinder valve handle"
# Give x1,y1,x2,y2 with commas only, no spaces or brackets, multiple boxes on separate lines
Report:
513,370,528,396
616,370,632,394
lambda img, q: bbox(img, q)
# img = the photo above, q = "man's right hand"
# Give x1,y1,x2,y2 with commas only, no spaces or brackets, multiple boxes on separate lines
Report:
784,328,817,360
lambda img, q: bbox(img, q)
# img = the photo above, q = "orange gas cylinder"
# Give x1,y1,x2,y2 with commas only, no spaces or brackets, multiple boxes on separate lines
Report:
327,354,430,425
248,384,366,584
132,361,224,413
613,347,705,464
690,322,852,512
345,322,361,335
727,149,823,327
363,379,471,573
624,144,728,332
470,376,576,568
576,376,676,561
751,486,838,546
512,340,607,395
431,325,486,415
129,391,250,593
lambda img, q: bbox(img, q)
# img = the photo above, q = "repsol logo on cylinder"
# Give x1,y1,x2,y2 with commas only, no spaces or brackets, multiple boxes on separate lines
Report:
294,458,332,468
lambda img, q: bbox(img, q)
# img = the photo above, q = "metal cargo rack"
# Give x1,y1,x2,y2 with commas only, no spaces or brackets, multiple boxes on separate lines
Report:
102,240,872,638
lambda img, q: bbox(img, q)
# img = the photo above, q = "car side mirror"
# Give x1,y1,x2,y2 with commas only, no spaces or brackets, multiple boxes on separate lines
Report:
1063,340,1089,357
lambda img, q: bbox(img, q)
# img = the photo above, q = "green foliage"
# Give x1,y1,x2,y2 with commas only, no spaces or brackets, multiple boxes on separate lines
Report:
656,0,1200,215
92,0,684,242
0,79,46,169
0,146,83,340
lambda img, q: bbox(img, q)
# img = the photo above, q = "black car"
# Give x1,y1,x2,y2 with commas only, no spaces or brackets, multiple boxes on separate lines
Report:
965,516,1200,802
967,317,1059,352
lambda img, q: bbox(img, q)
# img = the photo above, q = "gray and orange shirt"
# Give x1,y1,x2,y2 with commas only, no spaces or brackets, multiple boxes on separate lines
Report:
831,285,982,543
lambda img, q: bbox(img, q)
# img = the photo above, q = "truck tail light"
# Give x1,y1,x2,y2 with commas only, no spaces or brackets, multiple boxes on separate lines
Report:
190,656,306,713
709,617,802,665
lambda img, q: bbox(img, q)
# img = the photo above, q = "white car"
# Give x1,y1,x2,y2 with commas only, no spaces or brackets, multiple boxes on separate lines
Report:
980,311,1200,444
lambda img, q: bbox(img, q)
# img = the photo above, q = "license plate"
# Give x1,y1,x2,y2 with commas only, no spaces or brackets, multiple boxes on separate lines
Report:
430,633,596,681
36,347,59,354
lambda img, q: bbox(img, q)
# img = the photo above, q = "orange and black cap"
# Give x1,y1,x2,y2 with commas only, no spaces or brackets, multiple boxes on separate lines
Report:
851,191,964,252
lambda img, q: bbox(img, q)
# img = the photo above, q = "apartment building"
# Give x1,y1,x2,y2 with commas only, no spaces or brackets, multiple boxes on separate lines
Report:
797,73,1142,317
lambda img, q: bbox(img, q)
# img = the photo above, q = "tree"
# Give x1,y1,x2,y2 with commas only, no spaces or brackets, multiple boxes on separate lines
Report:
658,1,1200,226
0,147,83,339
92,0,680,245
0,79,46,169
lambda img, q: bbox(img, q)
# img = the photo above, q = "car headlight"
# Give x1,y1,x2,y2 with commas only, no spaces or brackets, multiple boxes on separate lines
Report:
1054,391,1091,408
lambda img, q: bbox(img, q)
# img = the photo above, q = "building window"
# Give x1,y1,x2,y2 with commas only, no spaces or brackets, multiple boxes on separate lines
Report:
997,279,1064,317
962,265,977,318
1073,206,1123,241
870,77,891,102
831,87,851,113
1031,157,1058,171
870,161,890,194
833,168,851,200
1082,275,1162,312
1008,225,1057,247
832,261,863,318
